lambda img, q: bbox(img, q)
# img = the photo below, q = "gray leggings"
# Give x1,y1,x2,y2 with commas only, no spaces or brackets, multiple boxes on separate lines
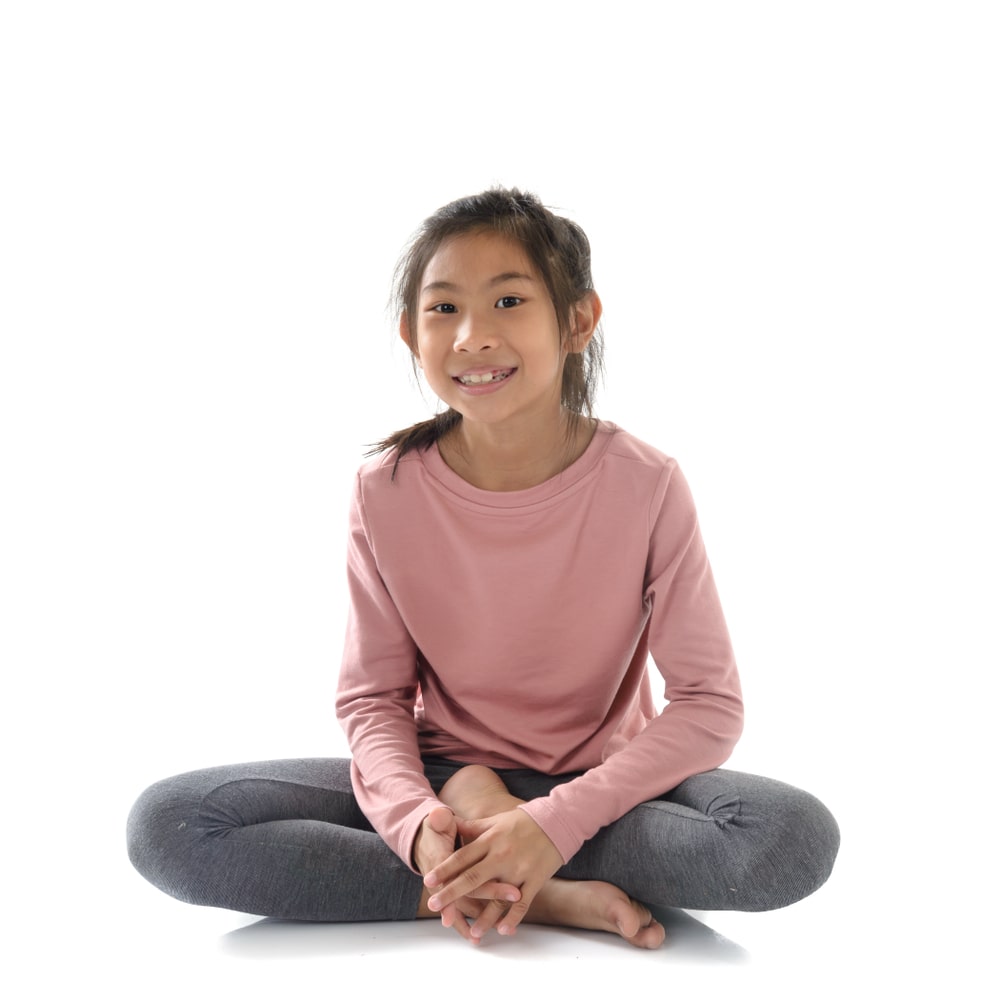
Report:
127,757,839,921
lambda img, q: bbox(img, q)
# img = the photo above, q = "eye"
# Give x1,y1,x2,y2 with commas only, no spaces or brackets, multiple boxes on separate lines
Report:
496,295,522,309
430,303,457,313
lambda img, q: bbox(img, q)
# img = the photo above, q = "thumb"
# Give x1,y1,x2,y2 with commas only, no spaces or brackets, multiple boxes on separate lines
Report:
427,805,456,836
455,816,488,841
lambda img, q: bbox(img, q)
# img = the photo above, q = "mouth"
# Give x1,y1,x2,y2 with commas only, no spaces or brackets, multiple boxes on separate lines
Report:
453,368,516,386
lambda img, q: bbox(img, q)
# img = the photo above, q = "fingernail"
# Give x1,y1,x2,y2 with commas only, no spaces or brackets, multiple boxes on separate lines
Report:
424,873,439,887
428,896,441,911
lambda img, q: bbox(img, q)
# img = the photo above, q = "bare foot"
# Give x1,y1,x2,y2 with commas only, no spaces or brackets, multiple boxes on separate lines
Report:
438,765,665,949
439,764,514,821
529,878,666,949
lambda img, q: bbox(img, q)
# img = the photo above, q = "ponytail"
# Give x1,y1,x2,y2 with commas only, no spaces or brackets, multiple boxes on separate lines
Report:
365,408,462,479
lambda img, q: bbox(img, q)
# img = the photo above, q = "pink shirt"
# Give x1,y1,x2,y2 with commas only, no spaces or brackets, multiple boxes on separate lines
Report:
335,421,743,869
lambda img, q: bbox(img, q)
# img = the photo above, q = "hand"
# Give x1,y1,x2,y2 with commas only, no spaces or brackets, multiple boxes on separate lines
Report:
413,806,521,943
424,808,563,939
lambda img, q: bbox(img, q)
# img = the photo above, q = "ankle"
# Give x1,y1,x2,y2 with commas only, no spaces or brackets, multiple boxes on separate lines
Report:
439,765,518,819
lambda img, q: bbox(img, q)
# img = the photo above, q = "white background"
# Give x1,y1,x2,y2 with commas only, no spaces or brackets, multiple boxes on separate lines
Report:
2,1,996,995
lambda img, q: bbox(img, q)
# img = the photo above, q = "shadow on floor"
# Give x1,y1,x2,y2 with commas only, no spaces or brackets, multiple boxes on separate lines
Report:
220,906,748,963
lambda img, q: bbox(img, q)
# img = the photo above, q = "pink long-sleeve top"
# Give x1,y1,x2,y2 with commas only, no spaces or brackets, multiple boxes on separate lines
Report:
335,421,743,870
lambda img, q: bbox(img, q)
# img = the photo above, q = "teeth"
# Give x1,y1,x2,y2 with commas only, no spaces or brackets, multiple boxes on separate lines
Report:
459,370,510,385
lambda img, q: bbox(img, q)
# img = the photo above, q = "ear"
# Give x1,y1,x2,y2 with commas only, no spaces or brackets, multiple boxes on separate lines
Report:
399,313,421,364
565,291,602,354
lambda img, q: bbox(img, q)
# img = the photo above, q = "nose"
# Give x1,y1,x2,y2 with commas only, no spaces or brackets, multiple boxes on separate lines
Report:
454,310,500,353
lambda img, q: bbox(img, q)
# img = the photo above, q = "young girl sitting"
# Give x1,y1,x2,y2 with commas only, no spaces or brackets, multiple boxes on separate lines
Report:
128,187,839,949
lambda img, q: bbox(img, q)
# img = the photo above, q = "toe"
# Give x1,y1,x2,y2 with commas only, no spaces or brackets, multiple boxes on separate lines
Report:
632,919,666,950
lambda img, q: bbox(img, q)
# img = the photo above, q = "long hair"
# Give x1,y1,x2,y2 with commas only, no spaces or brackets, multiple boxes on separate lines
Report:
368,187,605,472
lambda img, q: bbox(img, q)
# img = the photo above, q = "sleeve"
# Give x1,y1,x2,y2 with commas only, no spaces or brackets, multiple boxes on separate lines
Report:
518,460,744,862
334,471,441,871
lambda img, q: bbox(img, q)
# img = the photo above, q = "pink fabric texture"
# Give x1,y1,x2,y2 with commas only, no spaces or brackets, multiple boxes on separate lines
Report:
335,422,743,869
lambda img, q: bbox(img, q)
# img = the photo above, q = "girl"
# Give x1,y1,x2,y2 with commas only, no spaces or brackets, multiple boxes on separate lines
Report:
128,188,839,949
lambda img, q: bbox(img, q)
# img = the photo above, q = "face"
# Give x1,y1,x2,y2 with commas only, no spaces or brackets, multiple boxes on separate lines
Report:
403,232,590,435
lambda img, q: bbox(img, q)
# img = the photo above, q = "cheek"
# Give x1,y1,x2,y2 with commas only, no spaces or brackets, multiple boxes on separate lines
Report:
419,326,460,365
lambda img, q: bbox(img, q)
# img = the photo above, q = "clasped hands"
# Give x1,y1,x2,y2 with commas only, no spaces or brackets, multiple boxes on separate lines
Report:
413,804,563,943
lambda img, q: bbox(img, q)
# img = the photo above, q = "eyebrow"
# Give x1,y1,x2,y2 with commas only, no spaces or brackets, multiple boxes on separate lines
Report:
421,271,537,295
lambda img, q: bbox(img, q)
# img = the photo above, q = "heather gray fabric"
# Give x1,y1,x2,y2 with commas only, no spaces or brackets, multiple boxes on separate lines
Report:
127,757,838,921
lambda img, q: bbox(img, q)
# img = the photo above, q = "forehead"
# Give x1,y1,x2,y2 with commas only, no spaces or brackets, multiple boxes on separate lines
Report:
421,232,539,291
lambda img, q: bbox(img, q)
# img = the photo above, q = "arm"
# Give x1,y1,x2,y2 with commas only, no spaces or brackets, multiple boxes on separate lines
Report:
335,472,440,867
522,459,743,859
336,471,521,938
424,460,743,928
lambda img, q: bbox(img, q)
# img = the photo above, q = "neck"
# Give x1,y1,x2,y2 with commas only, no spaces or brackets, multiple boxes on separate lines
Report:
440,410,595,492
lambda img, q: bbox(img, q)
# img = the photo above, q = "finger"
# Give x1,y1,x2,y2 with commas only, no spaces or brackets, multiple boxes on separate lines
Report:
495,878,545,937
434,876,520,915
423,838,487,889
496,898,530,937
427,864,493,913
464,880,521,903
426,806,456,836
455,816,488,840
426,861,521,913
454,898,490,945
413,807,458,876
456,897,486,922
439,902,475,943
469,897,510,941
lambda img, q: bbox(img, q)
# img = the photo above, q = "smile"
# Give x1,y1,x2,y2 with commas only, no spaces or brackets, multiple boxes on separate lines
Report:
454,368,516,385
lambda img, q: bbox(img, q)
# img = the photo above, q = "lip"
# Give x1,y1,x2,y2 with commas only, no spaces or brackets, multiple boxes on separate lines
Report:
453,366,515,378
452,367,517,395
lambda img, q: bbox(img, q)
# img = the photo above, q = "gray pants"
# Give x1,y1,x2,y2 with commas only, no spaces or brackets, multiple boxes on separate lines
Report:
127,757,839,921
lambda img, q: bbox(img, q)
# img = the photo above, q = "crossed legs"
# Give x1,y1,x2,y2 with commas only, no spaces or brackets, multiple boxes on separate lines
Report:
420,764,666,948
128,758,839,930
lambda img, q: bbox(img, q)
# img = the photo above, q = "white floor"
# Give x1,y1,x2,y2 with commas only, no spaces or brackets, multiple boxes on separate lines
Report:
96,872,963,998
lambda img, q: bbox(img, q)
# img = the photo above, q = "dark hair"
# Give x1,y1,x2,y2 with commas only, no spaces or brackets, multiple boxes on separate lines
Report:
368,187,605,468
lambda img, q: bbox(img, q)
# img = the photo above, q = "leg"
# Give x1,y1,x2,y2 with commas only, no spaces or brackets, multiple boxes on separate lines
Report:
127,758,423,921
437,765,666,948
497,767,840,912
